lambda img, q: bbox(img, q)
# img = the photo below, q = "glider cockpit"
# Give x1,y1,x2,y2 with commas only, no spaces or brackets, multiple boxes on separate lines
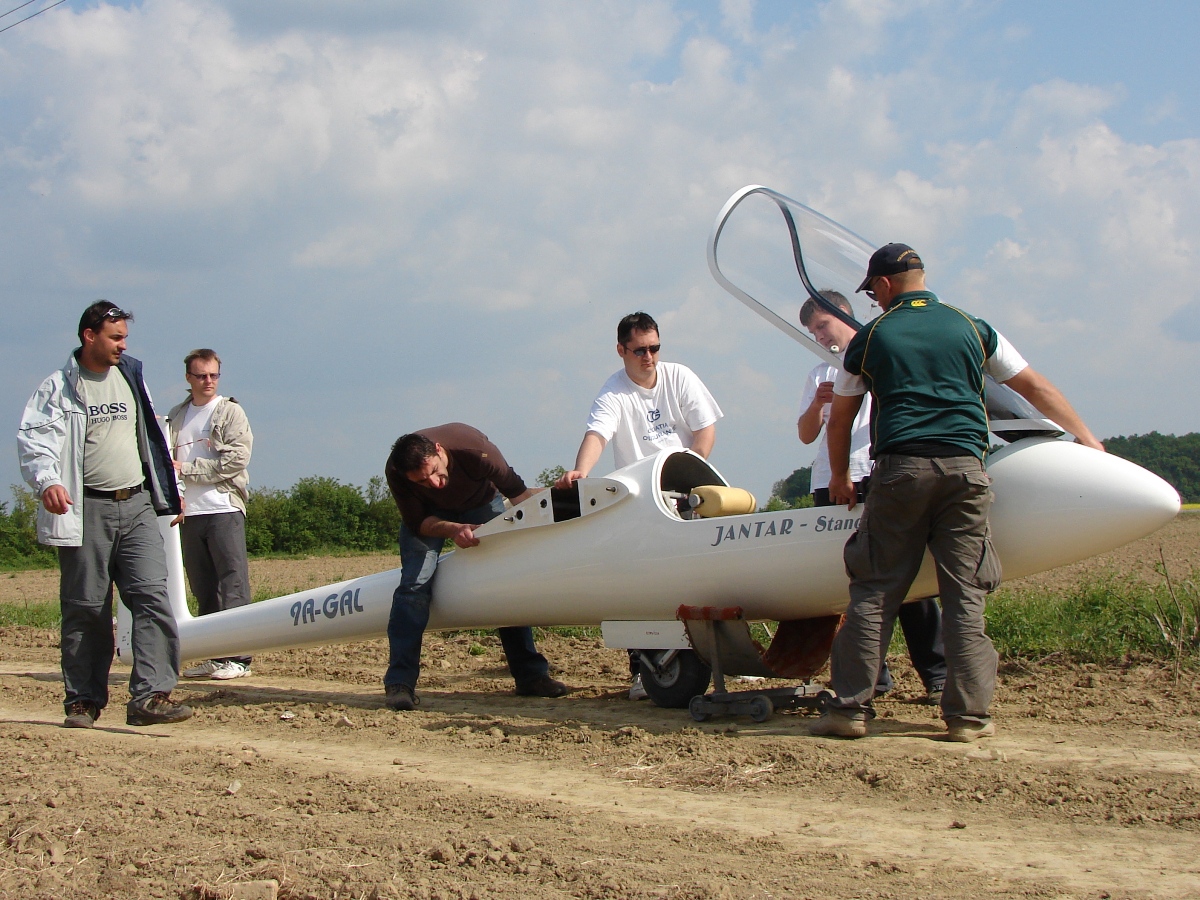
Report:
707,185,1065,446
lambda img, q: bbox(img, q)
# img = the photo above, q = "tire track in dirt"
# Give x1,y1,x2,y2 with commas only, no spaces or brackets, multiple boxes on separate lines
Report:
3,666,1199,899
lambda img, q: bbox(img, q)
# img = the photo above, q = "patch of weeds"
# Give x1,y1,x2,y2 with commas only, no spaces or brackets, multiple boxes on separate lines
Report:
0,600,60,628
988,568,1200,666
536,625,603,640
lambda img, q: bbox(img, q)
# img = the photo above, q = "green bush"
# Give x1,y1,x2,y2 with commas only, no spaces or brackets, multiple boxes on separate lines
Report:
1104,431,1200,503
0,486,57,571
770,466,813,508
244,475,400,555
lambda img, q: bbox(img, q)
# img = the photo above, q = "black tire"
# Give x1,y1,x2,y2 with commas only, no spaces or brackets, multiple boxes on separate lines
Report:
689,695,711,722
638,649,712,709
748,695,774,723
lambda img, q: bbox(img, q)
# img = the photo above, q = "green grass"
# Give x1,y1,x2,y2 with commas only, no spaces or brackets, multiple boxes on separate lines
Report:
6,577,1197,668
0,599,59,628
0,555,56,573
984,571,1199,665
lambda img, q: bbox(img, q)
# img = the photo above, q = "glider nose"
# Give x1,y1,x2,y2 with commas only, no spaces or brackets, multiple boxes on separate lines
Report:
988,439,1181,579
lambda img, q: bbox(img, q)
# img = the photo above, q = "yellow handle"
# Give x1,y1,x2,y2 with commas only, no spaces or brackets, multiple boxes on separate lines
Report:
689,485,757,517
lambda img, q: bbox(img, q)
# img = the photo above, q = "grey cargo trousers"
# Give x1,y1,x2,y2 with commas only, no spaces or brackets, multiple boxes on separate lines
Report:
57,490,181,711
828,454,1001,724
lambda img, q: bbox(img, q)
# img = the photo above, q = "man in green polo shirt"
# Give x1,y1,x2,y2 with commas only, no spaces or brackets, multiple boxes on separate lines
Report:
811,243,1103,742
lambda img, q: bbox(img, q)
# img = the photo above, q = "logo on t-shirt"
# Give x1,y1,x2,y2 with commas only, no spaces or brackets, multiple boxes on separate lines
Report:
88,402,129,422
647,409,661,423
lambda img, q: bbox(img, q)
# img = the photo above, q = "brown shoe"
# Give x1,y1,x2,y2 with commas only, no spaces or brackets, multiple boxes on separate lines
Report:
64,701,101,729
515,675,568,698
126,692,193,726
946,718,995,742
809,709,868,738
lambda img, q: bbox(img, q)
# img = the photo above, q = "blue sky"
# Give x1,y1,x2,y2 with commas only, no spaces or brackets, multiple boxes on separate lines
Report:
3,0,1198,507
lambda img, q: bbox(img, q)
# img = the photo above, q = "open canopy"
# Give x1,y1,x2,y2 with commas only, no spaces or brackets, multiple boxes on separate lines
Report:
706,185,1060,440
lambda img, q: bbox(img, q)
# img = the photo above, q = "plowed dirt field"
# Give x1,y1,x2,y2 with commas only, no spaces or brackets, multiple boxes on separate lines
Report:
1,517,1197,900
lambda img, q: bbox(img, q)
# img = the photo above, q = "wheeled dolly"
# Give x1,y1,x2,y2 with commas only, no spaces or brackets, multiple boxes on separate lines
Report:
688,684,829,723
678,605,837,723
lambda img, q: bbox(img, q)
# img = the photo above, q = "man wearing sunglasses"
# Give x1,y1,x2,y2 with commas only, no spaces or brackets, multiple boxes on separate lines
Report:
18,300,192,728
556,311,723,699
811,244,1102,743
166,349,255,682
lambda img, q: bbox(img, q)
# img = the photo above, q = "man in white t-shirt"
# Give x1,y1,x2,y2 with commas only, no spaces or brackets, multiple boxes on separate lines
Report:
557,311,723,484
557,311,723,698
798,291,946,705
166,349,255,681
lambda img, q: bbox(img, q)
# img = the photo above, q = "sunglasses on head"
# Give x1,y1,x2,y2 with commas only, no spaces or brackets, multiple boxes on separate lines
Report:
626,343,661,358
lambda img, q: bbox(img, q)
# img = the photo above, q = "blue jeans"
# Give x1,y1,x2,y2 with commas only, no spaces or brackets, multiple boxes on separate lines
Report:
384,494,549,690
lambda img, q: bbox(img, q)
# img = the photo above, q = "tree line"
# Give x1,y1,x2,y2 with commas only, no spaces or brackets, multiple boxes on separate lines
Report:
1103,432,1200,503
0,477,404,570
0,467,568,570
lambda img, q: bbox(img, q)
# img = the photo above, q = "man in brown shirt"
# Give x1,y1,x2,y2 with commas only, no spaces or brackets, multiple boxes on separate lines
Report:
383,423,567,710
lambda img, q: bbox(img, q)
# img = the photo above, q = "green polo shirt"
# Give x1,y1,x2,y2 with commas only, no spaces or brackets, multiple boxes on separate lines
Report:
842,291,999,459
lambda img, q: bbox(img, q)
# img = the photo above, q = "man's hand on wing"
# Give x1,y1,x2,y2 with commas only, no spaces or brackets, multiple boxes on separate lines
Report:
555,470,585,490
449,522,481,549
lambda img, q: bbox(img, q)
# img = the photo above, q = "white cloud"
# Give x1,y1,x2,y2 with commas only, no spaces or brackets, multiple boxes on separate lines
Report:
2,0,1198,506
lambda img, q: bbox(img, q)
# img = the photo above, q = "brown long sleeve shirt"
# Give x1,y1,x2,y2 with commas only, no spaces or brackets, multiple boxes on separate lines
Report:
385,423,527,528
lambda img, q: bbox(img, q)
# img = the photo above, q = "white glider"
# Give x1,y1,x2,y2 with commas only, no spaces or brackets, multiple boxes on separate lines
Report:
119,186,1181,713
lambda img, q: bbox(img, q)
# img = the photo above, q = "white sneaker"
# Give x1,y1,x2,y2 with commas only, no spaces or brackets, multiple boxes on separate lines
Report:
628,674,648,701
182,660,220,679
211,661,251,680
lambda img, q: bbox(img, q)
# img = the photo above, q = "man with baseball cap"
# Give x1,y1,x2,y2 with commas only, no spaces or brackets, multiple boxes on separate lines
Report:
811,243,1103,742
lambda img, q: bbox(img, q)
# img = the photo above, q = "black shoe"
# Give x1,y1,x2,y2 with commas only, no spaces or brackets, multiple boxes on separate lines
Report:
64,701,101,729
924,686,944,706
384,684,418,711
515,675,568,698
126,692,193,726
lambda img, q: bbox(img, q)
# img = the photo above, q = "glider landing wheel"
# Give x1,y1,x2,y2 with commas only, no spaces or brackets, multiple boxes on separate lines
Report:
639,649,713,709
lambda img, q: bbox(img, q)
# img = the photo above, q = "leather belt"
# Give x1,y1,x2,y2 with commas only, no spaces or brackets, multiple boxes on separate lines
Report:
84,484,144,501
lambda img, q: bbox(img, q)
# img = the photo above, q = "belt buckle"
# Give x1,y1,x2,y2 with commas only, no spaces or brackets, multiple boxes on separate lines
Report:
114,488,132,501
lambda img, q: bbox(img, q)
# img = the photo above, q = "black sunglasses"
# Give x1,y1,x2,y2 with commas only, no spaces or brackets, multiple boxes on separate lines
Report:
626,343,661,358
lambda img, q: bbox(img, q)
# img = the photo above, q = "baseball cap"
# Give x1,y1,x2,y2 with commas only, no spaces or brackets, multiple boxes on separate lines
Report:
855,243,924,292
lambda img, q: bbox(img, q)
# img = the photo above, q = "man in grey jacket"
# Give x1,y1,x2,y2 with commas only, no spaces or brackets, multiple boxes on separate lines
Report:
17,300,192,728
166,348,254,681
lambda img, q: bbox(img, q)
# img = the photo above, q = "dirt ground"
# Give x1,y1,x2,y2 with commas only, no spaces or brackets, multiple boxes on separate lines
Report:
1,518,1198,899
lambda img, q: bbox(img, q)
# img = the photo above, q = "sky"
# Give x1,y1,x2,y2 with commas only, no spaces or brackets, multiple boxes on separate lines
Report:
3,0,1199,508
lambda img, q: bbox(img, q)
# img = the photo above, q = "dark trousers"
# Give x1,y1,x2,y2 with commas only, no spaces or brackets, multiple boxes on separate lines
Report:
830,455,1000,722
384,494,549,691
180,510,252,665
816,480,947,695
57,491,180,710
